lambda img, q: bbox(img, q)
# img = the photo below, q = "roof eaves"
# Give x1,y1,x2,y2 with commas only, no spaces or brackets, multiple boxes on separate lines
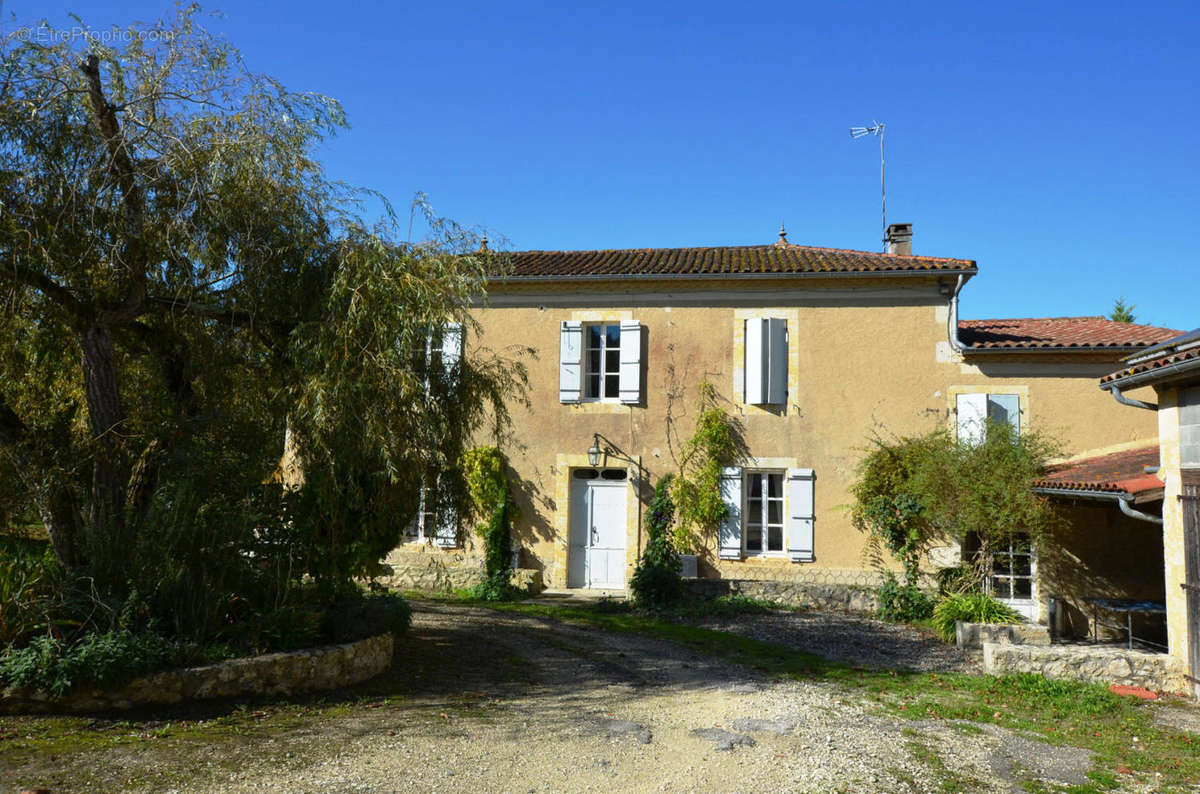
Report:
488,266,979,284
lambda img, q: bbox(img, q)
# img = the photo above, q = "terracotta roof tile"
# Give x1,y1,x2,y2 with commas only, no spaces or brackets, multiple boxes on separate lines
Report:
1033,446,1163,497
493,244,975,279
958,317,1182,351
1101,329,1200,385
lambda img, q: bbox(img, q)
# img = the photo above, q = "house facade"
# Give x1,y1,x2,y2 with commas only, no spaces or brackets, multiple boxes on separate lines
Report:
387,225,1177,629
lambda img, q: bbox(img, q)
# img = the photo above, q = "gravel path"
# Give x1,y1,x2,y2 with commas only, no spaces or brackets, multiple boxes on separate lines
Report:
694,609,982,673
5,601,1142,793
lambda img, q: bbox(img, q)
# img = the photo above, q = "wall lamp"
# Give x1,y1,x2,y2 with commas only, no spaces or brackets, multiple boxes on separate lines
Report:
586,433,645,487
587,435,603,467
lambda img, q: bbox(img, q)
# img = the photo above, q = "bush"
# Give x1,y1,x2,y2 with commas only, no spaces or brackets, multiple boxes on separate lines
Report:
0,630,187,696
321,592,411,643
469,494,522,602
877,571,934,622
931,591,1024,642
630,476,683,609
0,540,68,646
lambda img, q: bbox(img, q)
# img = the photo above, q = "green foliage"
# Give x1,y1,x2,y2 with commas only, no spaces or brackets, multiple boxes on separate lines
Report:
1109,297,1137,323
0,7,527,639
0,539,70,646
931,592,1024,642
0,630,184,696
850,422,1063,604
461,446,516,527
876,571,935,622
320,592,412,643
630,475,683,608
669,382,744,552
469,493,521,602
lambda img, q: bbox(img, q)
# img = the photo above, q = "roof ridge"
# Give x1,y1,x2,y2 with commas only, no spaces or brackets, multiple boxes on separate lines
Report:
506,243,975,264
961,315,1109,324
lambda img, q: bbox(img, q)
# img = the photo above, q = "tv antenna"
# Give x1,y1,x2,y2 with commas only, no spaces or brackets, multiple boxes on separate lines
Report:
849,121,886,251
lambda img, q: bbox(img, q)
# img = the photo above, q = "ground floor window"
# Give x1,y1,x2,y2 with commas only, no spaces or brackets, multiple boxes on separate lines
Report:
403,474,457,547
964,531,1035,615
744,470,785,555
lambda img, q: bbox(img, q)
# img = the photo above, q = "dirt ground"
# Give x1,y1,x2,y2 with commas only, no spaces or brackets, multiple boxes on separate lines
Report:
0,601,1186,793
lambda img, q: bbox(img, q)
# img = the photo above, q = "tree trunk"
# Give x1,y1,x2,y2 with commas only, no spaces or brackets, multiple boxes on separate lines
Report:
38,486,84,571
80,324,127,535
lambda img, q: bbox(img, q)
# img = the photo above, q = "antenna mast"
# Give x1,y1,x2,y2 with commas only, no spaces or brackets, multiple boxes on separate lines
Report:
850,121,886,251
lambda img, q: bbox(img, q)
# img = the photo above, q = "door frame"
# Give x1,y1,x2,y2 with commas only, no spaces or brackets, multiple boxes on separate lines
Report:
564,465,630,589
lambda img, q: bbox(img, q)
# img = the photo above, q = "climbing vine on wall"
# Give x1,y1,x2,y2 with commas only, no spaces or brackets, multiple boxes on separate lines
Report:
669,382,744,553
459,446,520,600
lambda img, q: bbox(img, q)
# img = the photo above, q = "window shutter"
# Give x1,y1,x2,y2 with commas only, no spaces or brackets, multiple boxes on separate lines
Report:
766,318,788,405
433,500,457,548
441,322,463,379
956,393,988,445
745,319,767,404
987,393,1020,437
786,468,815,562
559,321,582,403
618,320,642,404
718,466,743,560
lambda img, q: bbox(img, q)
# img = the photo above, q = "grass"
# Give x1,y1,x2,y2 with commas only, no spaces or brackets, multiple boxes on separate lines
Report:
480,598,1200,791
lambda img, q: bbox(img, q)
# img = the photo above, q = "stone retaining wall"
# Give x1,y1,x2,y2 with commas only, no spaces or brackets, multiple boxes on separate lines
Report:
956,621,1051,649
685,578,879,613
1,632,394,714
983,642,1189,695
380,547,544,594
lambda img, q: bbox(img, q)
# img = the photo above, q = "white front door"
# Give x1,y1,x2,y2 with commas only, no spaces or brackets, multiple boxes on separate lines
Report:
568,471,628,589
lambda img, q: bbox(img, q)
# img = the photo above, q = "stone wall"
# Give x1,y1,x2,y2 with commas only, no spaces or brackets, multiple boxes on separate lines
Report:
956,621,1051,649
685,578,879,614
982,642,1189,695
380,546,544,593
1,632,394,715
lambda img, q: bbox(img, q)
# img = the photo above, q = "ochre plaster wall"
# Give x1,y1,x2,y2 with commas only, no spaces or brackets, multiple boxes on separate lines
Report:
467,279,1161,590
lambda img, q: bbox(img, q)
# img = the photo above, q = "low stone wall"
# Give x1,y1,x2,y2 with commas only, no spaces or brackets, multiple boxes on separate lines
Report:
685,578,879,614
380,546,544,594
1,632,394,715
983,642,1189,695
956,621,1051,649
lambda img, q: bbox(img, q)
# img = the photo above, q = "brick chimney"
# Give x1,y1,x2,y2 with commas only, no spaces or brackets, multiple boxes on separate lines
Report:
886,223,912,255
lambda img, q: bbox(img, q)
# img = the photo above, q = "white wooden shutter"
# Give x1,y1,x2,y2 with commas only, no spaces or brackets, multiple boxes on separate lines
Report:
956,393,987,445
433,488,457,547
786,468,815,562
718,466,743,560
441,322,463,379
766,318,788,405
559,321,582,403
987,393,1020,437
618,320,642,404
745,319,767,404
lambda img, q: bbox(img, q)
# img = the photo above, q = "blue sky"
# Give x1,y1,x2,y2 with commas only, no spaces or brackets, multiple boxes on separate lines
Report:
11,1,1199,329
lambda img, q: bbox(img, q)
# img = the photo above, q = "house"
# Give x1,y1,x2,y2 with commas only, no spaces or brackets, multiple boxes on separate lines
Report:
384,224,1178,628
1095,330,1200,697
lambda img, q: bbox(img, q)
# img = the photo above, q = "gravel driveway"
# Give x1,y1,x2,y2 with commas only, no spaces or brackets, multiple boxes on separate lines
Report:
5,601,1127,793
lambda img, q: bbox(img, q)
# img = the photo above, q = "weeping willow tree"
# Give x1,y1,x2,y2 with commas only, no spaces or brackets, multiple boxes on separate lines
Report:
0,6,526,634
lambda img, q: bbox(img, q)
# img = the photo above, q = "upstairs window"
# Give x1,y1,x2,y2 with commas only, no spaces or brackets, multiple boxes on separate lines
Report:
559,320,643,404
744,318,788,405
956,392,1020,444
585,324,622,400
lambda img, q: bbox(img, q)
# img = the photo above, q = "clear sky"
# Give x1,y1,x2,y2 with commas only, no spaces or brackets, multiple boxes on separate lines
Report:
10,1,1199,329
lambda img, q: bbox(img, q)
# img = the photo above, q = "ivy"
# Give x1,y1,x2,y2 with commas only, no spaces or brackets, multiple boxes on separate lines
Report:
629,475,683,608
460,446,521,601
669,382,743,553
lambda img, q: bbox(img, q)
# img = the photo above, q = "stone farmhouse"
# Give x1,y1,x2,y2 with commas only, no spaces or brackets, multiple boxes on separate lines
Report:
386,223,1185,659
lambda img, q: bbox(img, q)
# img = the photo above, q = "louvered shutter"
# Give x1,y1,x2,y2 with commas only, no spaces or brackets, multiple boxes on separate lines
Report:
745,319,767,404
987,393,1020,437
618,321,642,404
786,468,815,563
718,466,743,560
766,318,788,405
441,322,463,378
559,321,582,403
956,393,987,445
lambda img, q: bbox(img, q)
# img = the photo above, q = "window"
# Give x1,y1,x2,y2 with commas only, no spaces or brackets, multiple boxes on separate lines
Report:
404,474,457,547
1182,386,1200,468
744,318,787,405
956,392,1020,444
585,324,622,400
744,471,785,554
964,531,1036,618
559,320,642,404
719,466,814,562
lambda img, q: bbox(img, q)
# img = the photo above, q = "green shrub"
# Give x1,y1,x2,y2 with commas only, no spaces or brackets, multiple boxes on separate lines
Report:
630,476,683,609
321,592,411,642
932,591,1024,642
0,541,68,646
877,571,934,622
469,494,523,602
0,630,186,696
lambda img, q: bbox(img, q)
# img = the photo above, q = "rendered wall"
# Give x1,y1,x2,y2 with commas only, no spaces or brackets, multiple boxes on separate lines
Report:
458,276,1161,591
